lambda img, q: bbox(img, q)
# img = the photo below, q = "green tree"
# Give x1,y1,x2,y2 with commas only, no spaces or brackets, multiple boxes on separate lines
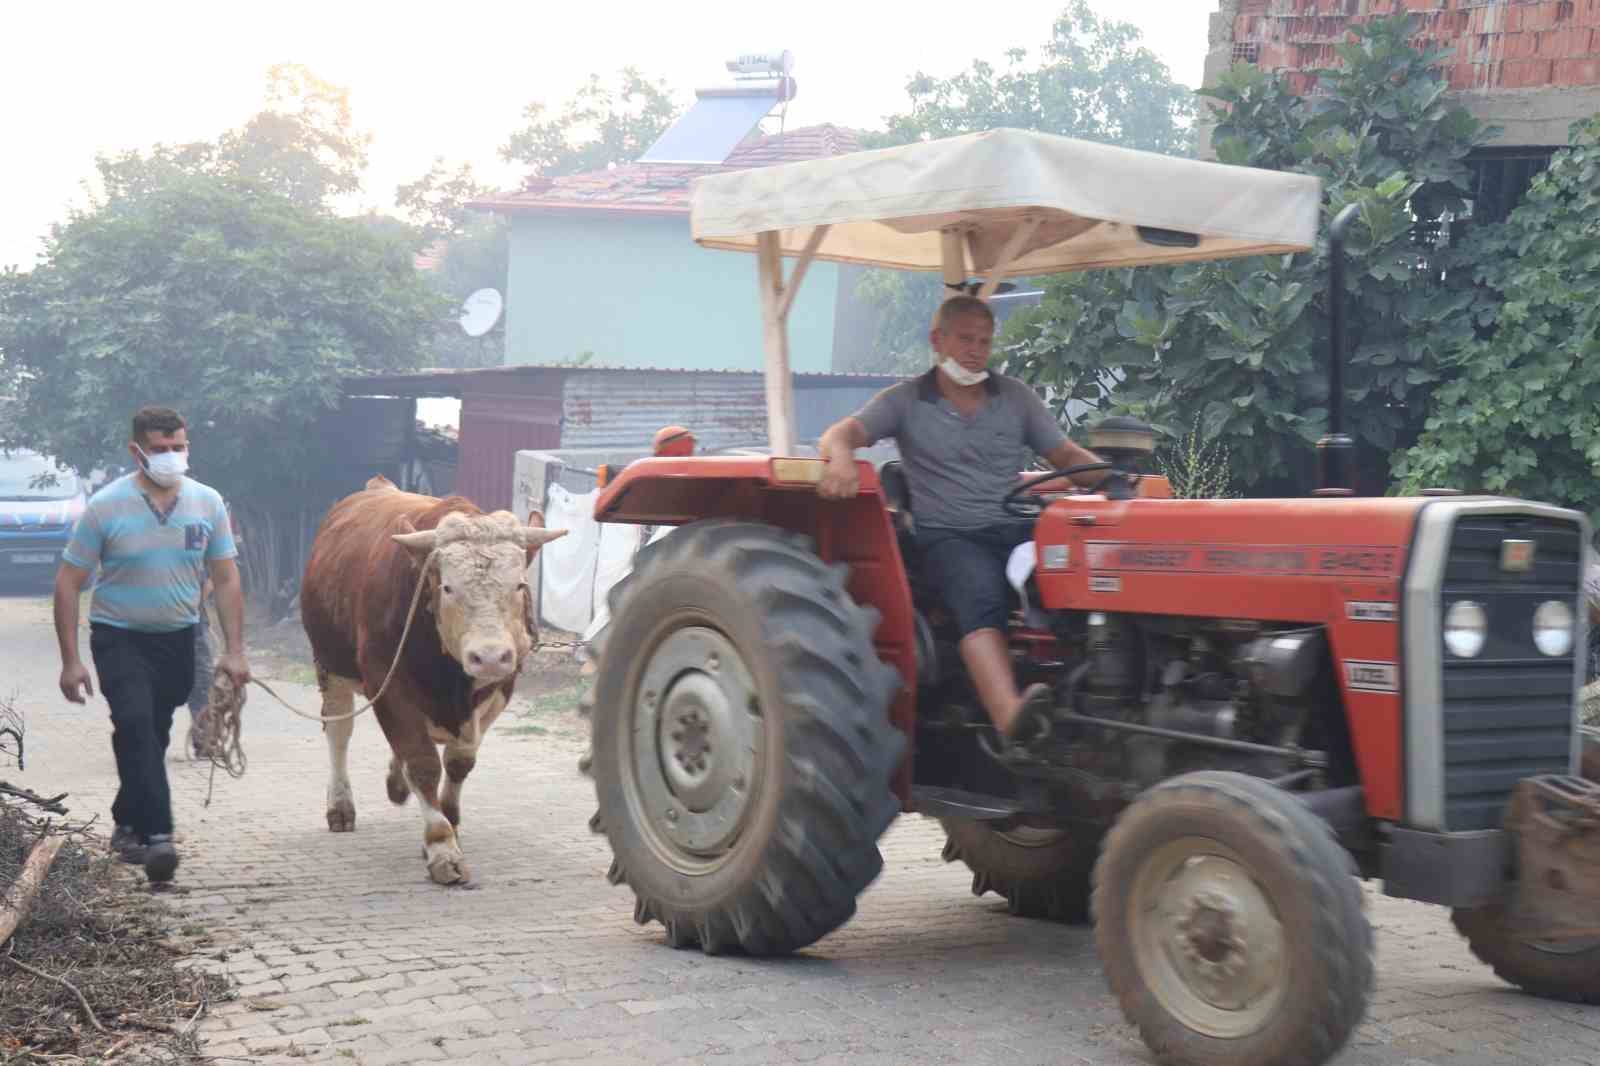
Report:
1002,14,1487,492
1395,118,1600,514
424,215,510,370
0,172,444,591
845,1,1196,372
500,68,678,178
396,158,492,243
394,159,507,369
0,67,446,595
868,0,1195,154
95,64,369,211
836,271,944,375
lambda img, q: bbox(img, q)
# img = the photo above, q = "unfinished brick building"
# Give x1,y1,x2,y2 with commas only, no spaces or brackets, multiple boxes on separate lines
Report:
1200,1,1600,218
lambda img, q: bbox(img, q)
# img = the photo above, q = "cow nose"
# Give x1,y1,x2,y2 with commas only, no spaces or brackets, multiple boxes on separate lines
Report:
465,642,516,677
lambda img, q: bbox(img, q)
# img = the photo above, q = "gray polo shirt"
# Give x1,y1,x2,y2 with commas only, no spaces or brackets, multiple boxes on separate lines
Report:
63,474,237,632
853,369,1067,531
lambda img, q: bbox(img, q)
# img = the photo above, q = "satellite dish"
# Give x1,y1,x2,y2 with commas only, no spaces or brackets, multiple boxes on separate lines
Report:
460,288,503,338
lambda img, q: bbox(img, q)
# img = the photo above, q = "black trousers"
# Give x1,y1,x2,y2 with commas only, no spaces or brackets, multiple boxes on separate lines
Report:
90,623,196,840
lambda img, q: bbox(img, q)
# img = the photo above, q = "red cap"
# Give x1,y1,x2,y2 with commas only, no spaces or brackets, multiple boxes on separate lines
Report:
653,425,695,457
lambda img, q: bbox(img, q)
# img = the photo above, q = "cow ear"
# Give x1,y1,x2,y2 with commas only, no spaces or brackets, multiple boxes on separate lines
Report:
527,509,546,529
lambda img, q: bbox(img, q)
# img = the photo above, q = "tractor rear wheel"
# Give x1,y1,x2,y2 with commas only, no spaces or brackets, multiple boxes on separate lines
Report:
589,520,904,955
1093,771,1372,1066
939,817,1095,922
1452,906,1600,1003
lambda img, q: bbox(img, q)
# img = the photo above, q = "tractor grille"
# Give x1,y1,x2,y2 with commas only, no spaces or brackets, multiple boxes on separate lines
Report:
1438,515,1582,830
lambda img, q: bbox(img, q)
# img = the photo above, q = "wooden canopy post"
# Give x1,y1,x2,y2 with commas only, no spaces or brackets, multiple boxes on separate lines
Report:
976,216,1042,301
940,228,967,303
756,225,828,456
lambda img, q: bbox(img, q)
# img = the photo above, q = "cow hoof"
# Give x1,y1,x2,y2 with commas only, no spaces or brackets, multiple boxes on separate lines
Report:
326,804,356,832
386,770,409,806
428,855,470,885
577,747,593,776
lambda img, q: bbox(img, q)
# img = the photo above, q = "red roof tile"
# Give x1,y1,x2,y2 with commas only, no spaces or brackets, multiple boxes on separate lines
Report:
724,124,862,167
472,124,863,217
412,238,450,272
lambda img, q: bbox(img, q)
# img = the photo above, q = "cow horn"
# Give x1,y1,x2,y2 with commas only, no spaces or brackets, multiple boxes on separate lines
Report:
392,529,439,552
514,526,567,549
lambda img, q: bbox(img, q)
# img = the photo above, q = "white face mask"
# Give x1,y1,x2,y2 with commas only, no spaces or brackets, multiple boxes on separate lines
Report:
136,445,189,488
938,358,990,387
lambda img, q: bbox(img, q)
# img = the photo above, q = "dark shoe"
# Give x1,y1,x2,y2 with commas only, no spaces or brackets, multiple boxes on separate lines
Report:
110,825,147,865
1006,683,1056,749
143,834,180,883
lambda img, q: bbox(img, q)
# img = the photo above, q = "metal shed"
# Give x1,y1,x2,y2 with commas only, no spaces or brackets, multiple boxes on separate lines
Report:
343,364,900,511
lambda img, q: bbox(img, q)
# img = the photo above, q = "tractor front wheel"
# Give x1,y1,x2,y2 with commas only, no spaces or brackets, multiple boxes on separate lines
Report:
590,520,904,955
1452,906,1600,1003
939,817,1096,922
1093,771,1372,1066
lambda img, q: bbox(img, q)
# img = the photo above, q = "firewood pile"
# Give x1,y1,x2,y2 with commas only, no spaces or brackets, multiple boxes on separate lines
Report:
1,697,230,1065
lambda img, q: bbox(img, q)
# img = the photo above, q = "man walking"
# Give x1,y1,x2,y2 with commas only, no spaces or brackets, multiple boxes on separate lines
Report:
54,406,250,882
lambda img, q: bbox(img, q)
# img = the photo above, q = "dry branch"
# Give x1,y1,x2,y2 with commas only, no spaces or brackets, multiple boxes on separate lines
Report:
4,946,107,1033
0,780,70,813
1,834,66,947
1,692,23,770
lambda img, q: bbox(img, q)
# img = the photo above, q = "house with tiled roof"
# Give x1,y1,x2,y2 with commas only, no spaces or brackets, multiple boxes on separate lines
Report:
473,75,867,374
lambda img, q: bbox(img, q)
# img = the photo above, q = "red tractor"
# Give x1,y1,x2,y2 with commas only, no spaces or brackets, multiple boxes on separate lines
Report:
582,130,1600,1066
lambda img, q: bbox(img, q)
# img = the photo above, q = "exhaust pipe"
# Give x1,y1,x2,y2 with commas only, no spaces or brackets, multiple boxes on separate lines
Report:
1316,203,1361,496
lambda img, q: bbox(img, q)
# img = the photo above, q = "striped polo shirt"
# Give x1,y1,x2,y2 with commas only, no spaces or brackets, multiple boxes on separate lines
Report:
63,474,237,632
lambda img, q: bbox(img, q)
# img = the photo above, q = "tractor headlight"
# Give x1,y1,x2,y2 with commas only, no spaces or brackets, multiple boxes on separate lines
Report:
1532,600,1575,657
1444,601,1488,658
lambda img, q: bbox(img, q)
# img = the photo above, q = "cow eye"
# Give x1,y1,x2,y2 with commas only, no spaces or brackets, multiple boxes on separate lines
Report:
441,584,454,595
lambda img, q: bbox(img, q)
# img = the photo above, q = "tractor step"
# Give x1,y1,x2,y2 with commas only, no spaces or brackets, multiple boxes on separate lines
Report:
911,785,1028,821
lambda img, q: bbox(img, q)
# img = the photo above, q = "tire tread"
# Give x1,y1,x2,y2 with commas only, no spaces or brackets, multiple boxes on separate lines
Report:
592,520,904,956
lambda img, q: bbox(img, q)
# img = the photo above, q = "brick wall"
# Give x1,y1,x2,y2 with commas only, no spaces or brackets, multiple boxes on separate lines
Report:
1230,0,1600,94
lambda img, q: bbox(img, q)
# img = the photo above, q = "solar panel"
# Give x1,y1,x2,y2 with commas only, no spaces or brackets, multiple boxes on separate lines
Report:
640,93,777,164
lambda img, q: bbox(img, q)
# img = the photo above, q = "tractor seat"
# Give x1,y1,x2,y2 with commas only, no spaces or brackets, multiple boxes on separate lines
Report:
879,460,915,538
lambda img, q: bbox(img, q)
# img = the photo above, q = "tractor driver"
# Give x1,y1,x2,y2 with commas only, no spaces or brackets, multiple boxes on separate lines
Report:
818,294,1104,748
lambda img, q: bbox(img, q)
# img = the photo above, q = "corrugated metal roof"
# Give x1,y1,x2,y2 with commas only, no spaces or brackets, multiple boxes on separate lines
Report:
560,371,768,451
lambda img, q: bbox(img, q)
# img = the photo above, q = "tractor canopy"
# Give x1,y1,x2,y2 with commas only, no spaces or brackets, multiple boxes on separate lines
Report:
690,127,1321,276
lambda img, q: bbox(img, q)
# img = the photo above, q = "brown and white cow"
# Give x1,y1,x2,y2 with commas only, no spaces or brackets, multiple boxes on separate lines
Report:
300,475,564,884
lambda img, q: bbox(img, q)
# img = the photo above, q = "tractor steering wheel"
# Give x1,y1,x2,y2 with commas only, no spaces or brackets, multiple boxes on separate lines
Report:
1001,462,1118,518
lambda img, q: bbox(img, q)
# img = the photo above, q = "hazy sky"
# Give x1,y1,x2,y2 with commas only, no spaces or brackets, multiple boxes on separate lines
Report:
1,1,1209,270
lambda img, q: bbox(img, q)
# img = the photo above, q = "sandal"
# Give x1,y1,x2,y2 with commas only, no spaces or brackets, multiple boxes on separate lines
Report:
1006,683,1055,748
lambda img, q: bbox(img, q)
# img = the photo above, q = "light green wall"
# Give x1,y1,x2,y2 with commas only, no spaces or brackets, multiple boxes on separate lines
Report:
504,213,840,372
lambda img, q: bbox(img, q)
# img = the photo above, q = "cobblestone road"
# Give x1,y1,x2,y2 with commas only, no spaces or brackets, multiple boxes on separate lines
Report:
5,588,1600,1065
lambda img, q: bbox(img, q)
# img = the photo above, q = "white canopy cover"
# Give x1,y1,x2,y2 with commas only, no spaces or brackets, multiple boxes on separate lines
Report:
690,128,1322,275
